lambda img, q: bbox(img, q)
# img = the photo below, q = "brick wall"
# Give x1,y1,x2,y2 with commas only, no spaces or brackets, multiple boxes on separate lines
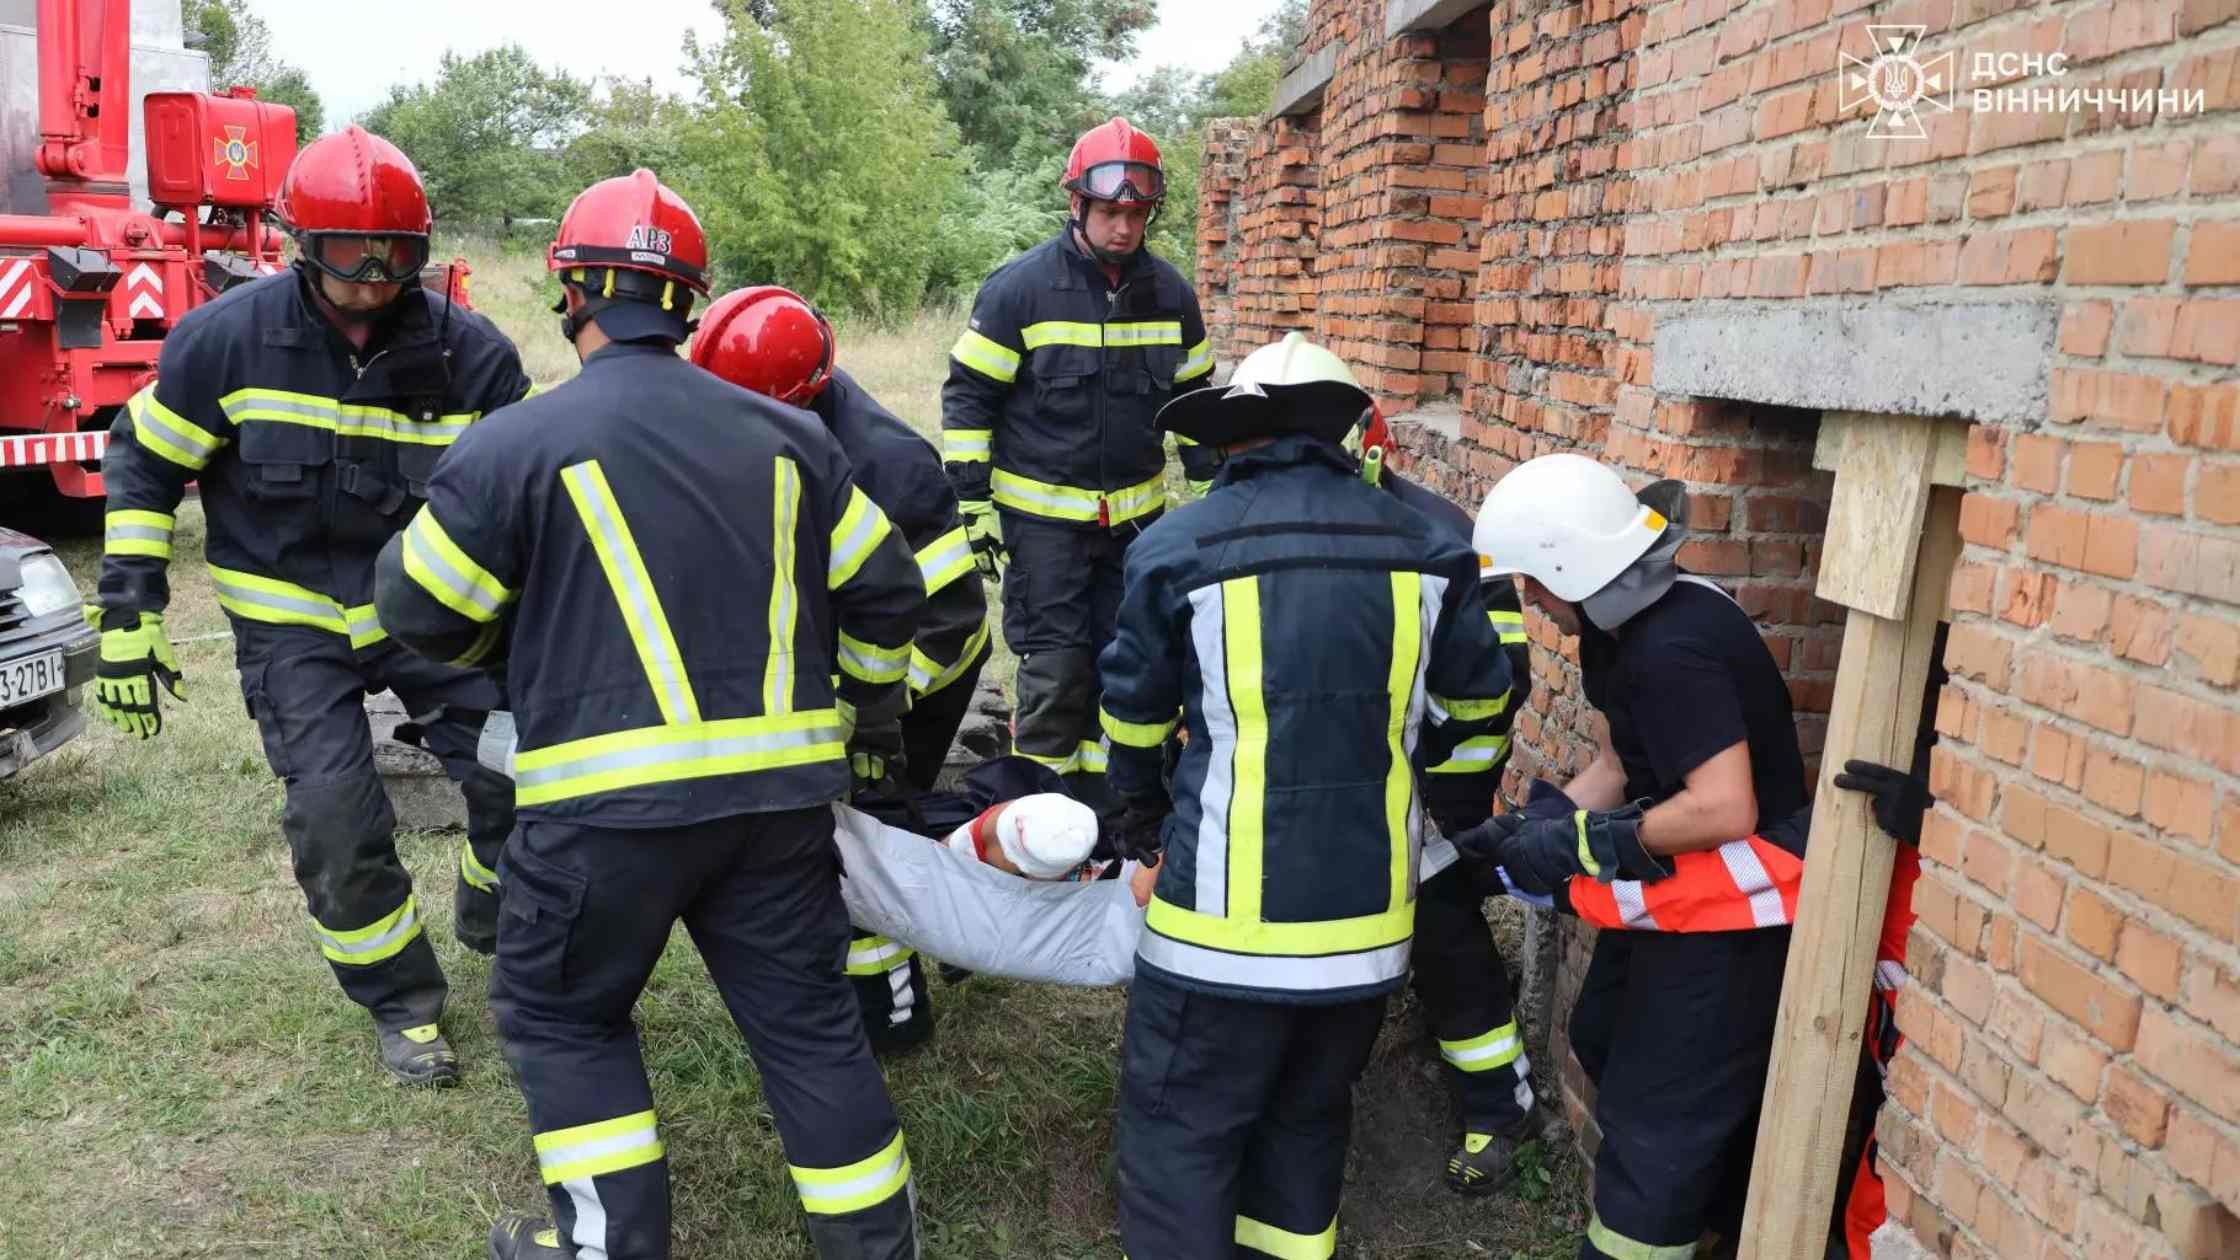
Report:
1201,1,2240,1255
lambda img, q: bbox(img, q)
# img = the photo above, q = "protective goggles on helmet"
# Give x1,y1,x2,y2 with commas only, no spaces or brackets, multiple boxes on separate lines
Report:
295,231,432,285
1072,160,1165,204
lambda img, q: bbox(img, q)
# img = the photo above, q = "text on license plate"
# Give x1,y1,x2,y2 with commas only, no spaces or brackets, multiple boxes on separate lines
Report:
0,650,65,706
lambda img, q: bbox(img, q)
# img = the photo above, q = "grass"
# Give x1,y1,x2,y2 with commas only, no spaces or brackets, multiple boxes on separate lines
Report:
0,254,1584,1257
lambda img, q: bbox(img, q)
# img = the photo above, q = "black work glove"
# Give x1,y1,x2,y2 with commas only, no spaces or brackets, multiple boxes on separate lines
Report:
1447,779,1578,897
1111,794,1171,865
847,721,907,791
1833,758,1930,847
1495,802,1670,897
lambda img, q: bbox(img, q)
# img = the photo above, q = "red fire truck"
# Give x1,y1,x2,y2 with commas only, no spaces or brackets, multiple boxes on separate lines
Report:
0,0,292,512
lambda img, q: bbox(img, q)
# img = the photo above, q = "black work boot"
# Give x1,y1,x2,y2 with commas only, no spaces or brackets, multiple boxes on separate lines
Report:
377,1020,460,1088
1444,1113,1539,1197
489,1212,573,1258
455,869,498,956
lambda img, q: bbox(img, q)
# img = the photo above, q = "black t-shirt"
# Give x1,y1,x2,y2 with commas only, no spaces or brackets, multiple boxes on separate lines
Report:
1579,575,1808,826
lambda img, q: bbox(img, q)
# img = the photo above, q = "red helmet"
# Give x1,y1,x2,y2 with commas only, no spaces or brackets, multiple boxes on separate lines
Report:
548,169,709,295
1360,406,1393,455
275,126,432,284
1063,117,1165,207
691,286,835,408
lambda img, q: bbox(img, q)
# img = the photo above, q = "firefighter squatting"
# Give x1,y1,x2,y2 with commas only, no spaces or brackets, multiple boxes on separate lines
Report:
87,117,1938,1260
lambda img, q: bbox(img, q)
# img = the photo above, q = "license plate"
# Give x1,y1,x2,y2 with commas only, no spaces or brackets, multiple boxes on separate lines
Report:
0,650,64,706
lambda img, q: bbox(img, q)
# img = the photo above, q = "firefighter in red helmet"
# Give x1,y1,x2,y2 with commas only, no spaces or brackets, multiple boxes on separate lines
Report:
93,125,530,1086
695,285,993,1055
375,171,924,1260
940,117,1213,793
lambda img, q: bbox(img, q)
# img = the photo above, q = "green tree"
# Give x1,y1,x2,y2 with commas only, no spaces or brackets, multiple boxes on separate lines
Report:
360,47,589,224
188,0,326,136
256,65,326,140
1199,0,1307,121
561,79,696,191
924,0,1157,166
680,0,962,315
189,0,273,90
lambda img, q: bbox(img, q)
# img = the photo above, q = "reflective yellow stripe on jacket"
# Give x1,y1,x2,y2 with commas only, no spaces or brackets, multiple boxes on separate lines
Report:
208,564,386,648
990,468,1164,525
1138,572,1424,994
103,509,174,560
562,460,700,725
220,387,480,445
126,385,224,471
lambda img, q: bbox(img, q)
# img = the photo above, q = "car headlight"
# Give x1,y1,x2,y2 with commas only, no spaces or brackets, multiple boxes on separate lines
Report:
15,552,84,619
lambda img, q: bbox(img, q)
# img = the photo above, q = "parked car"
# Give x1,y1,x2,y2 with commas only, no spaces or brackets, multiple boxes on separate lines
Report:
0,527,99,780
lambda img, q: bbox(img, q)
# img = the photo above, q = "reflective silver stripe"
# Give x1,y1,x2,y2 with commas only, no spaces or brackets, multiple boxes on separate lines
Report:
538,1129,661,1179
1136,929,1413,993
792,1144,910,1211
829,488,890,589
1430,735,1510,771
345,605,385,647
1611,879,1658,929
849,939,910,970
1186,584,1233,919
837,633,908,684
1103,320,1183,347
105,521,171,546
404,521,508,620
564,462,696,724
1406,576,1444,862
990,474,1087,515
212,574,345,625
915,527,973,593
887,962,915,1025
513,720,845,792
221,391,473,443
562,1180,611,1260
767,459,802,714
317,903,418,961
1441,1026,1522,1069
1719,840,1788,928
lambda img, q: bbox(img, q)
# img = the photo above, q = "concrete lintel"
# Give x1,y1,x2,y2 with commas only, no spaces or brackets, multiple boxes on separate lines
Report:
1271,43,1339,117
1652,297,2057,426
1388,400,1465,441
1387,0,1487,37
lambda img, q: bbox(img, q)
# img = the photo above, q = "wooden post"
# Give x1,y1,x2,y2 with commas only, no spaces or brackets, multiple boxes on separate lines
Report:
1736,413,1967,1260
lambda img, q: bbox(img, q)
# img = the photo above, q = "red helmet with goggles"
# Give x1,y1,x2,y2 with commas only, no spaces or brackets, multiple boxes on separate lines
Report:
275,126,433,285
690,286,836,408
1062,117,1165,207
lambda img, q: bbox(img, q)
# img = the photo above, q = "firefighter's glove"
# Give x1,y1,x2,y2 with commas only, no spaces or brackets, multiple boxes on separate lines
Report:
848,720,907,791
1833,758,1930,847
90,609,185,739
1447,779,1576,896
1483,802,1668,897
1111,794,1171,866
959,499,1005,577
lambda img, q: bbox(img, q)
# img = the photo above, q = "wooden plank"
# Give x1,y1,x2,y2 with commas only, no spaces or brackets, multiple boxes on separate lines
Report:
1737,485,1963,1260
1816,412,1939,617
1814,411,1970,487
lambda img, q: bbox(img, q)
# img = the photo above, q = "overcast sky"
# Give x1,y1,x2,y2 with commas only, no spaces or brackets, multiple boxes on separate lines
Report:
248,0,1288,134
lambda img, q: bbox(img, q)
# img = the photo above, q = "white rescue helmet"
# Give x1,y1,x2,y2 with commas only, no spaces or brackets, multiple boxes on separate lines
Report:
1472,453,1672,603
1156,331,1373,447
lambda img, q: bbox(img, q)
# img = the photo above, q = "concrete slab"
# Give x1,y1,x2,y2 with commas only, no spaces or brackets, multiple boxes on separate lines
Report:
1387,0,1488,37
366,690,468,832
1651,298,2057,427
1272,43,1338,117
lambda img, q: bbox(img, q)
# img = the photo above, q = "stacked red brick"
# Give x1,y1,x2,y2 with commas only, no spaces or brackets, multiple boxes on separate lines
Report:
1197,0,2240,1254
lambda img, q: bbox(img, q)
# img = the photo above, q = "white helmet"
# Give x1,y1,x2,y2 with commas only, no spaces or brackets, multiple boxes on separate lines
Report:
1473,453,1672,602
1157,331,1373,447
